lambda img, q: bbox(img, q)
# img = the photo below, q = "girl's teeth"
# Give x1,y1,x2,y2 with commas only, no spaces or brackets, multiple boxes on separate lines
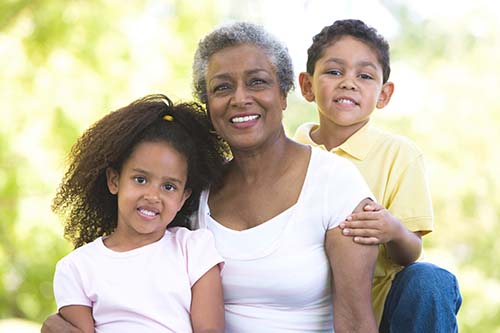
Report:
139,209,156,216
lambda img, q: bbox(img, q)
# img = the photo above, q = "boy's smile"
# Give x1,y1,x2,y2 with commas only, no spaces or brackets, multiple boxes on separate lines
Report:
300,35,393,142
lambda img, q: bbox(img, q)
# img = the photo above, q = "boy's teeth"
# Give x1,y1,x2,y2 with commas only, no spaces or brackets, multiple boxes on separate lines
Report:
337,98,355,105
231,115,259,123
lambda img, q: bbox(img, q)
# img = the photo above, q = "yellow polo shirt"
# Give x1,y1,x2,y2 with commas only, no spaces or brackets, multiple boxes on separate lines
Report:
294,122,434,324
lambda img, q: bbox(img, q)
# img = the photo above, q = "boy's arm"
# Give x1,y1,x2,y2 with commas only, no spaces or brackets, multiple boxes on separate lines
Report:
340,203,422,266
57,305,93,333
190,265,225,333
326,198,378,333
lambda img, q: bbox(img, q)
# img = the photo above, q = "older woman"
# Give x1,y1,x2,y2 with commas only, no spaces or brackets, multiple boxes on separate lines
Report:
42,22,378,333
191,22,378,332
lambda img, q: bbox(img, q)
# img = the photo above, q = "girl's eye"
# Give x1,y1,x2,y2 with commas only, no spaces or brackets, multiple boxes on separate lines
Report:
134,176,146,184
162,184,176,191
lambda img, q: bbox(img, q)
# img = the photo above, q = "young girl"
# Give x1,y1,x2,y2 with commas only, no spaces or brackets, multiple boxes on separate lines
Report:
52,94,228,333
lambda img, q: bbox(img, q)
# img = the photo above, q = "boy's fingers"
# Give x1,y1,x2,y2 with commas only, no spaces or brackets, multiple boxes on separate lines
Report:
342,227,377,237
363,202,384,211
347,211,379,221
341,220,375,230
353,236,382,245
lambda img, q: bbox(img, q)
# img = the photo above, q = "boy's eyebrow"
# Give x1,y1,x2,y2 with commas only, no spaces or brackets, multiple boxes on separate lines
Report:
325,57,379,71
132,168,183,184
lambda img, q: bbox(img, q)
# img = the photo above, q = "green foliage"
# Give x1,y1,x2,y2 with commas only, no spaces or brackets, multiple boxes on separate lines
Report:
0,0,221,323
1,1,499,331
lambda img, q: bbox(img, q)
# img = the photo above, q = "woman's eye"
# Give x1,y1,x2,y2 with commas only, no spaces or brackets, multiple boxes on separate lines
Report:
134,176,146,184
250,78,266,86
213,83,230,93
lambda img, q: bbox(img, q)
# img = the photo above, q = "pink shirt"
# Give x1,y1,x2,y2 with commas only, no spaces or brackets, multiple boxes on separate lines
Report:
54,227,223,333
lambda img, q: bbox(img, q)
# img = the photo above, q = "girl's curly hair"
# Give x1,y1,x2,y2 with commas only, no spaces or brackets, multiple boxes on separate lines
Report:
53,94,229,248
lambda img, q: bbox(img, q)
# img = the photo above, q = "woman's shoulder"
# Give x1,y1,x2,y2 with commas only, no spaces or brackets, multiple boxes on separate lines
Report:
310,146,357,169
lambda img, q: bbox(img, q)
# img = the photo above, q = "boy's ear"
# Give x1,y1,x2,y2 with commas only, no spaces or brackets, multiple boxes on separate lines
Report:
299,72,315,102
106,167,120,195
376,81,395,109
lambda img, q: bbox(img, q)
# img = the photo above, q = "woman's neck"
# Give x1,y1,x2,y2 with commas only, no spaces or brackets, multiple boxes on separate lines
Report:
228,136,298,185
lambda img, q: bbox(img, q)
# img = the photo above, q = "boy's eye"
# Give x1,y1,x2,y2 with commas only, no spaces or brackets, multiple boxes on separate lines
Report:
359,73,373,80
162,183,176,191
134,176,146,184
326,69,342,76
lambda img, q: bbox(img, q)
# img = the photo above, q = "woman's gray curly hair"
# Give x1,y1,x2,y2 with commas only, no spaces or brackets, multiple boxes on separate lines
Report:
192,22,295,104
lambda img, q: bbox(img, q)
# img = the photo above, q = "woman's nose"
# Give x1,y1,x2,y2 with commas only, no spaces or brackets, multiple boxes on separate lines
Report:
231,85,253,108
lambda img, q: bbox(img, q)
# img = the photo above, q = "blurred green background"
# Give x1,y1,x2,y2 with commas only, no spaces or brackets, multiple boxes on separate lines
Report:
1,0,499,331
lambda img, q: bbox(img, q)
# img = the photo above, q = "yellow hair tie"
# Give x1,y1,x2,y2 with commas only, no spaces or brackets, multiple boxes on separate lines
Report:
163,115,174,122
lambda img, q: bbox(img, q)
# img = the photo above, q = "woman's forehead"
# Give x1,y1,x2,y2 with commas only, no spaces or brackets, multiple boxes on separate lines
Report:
207,44,274,75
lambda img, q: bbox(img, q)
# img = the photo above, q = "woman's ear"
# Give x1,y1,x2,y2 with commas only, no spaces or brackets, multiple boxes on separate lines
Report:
299,72,315,102
106,167,120,195
376,81,395,109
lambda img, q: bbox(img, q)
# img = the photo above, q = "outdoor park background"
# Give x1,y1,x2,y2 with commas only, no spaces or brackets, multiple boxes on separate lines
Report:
1,0,499,331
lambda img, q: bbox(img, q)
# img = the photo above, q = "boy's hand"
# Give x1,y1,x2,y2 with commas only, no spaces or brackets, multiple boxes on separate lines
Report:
339,203,402,245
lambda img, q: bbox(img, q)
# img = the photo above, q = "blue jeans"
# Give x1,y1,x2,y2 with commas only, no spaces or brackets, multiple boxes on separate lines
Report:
379,262,462,333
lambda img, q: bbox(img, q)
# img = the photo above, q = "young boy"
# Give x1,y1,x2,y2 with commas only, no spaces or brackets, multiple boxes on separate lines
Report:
294,19,462,332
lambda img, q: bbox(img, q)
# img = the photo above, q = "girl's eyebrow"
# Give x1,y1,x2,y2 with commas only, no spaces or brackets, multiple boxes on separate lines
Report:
132,168,183,185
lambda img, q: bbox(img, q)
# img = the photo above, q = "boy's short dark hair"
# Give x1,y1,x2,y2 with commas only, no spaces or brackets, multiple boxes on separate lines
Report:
306,19,391,83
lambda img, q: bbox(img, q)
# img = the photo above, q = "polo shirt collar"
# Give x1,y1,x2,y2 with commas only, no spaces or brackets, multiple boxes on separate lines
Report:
295,122,380,161
336,122,380,161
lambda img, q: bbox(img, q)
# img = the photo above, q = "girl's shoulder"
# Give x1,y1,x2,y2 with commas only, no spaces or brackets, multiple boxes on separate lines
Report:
168,227,215,244
56,237,103,267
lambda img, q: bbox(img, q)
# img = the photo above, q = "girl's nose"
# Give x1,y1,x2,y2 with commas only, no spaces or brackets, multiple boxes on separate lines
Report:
144,188,160,202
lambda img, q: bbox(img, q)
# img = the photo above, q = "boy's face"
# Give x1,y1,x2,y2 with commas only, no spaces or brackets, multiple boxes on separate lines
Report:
300,35,393,133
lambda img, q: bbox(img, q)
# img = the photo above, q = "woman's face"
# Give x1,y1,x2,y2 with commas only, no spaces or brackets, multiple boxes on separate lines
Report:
205,44,287,152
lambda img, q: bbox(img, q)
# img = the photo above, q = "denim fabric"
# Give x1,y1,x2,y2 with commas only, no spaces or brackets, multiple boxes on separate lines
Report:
379,262,462,333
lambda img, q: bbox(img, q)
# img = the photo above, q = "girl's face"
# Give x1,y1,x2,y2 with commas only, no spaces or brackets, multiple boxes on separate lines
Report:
106,141,191,249
205,44,287,152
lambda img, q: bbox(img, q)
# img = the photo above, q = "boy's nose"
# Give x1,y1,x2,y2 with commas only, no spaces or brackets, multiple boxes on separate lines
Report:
340,79,357,91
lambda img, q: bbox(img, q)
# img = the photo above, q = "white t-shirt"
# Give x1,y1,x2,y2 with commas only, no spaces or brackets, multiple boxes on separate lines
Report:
196,147,374,332
54,227,223,333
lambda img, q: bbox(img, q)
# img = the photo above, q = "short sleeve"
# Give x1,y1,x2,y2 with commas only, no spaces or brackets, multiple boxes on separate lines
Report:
324,156,374,230
53,256,92,310
388,154,434,233
182,229,224,287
